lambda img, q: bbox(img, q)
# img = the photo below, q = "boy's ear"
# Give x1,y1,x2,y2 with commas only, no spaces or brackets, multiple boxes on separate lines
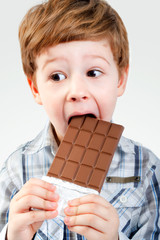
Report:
27,77,42,105
117,65,129,97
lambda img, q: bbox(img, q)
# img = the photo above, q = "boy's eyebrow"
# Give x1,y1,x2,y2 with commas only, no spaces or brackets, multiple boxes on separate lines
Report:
42,54,110,70
42,57,67,70
84,54,111,66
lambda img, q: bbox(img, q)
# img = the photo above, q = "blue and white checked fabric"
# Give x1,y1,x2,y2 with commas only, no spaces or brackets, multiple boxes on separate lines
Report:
0,122,160,239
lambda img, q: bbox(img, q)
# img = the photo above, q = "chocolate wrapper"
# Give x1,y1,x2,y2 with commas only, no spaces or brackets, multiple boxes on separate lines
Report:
42,175,98,219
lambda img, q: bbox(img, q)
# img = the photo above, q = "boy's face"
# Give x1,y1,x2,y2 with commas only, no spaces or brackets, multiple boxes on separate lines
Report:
29,40,128,141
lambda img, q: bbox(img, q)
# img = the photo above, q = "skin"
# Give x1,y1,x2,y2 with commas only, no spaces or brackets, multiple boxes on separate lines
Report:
64,194,119,240
7,39,128,240
7,179,59,240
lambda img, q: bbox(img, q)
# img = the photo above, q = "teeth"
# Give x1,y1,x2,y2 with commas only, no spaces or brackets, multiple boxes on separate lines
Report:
68,113,96,124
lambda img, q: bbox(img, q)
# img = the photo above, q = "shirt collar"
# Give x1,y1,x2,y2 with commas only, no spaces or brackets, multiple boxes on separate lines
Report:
22,121,59,156
22,120,131,156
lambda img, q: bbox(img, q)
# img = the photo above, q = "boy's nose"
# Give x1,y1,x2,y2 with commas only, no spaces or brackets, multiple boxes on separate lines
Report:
70,94,88,102
67,77,90,102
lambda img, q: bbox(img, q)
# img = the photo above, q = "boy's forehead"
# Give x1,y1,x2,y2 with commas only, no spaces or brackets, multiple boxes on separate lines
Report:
36,39,113,66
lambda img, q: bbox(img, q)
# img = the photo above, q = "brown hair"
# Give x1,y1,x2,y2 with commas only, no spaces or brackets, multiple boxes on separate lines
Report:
19,0,129,80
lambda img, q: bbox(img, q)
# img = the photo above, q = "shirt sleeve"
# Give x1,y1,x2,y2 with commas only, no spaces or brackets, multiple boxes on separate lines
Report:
0,224,8,240
0,154,21,234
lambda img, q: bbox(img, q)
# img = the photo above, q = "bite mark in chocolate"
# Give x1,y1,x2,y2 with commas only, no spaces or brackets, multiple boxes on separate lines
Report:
47,115,124,192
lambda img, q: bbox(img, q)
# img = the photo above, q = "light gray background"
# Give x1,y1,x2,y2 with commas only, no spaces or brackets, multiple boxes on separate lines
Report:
0,0,160,168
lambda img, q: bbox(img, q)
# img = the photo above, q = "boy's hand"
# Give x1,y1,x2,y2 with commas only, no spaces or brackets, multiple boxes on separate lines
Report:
7,178,59,240
64,194,119,240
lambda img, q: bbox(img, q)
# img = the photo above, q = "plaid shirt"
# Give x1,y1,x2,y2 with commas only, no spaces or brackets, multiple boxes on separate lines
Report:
0,122,160,240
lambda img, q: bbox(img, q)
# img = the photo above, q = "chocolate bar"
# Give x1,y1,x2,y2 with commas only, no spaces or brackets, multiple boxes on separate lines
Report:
47,115,124,192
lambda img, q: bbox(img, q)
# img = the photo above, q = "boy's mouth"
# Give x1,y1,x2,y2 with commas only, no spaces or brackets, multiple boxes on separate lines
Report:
68,113,96,125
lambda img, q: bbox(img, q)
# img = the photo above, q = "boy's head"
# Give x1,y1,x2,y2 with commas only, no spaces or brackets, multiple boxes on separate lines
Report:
19,0,129,82
18,0,129,141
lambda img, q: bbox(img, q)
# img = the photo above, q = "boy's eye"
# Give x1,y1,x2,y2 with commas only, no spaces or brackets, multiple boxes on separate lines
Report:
50,72,66,81
87,69,102,78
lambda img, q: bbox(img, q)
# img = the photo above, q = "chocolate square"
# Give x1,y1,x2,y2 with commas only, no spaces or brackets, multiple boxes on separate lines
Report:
47,115,124,192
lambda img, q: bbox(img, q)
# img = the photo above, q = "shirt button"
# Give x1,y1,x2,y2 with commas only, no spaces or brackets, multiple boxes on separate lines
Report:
120,195,128,203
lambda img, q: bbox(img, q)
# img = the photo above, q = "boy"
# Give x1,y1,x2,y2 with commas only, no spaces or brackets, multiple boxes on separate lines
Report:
0,0,160,239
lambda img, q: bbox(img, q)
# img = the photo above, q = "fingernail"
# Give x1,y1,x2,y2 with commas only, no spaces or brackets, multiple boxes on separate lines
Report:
65,207,71,214
68,200,73,206
50,184,56,190
50,202,57,209
64,216,70,225
53,193,59,200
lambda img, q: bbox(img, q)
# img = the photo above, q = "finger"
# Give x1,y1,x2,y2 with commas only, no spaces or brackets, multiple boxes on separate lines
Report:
16,185,59,202
26,209,58,224
67,225,104,240
15,179,59,202
64,203,109,221
14,195,58,212
25,178,56,191
68,194,110,209
11,209,58,228
31,221,43,233
64,213,107,233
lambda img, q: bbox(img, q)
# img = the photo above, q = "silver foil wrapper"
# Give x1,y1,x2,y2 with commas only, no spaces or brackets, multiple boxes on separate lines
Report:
42,176,99,219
